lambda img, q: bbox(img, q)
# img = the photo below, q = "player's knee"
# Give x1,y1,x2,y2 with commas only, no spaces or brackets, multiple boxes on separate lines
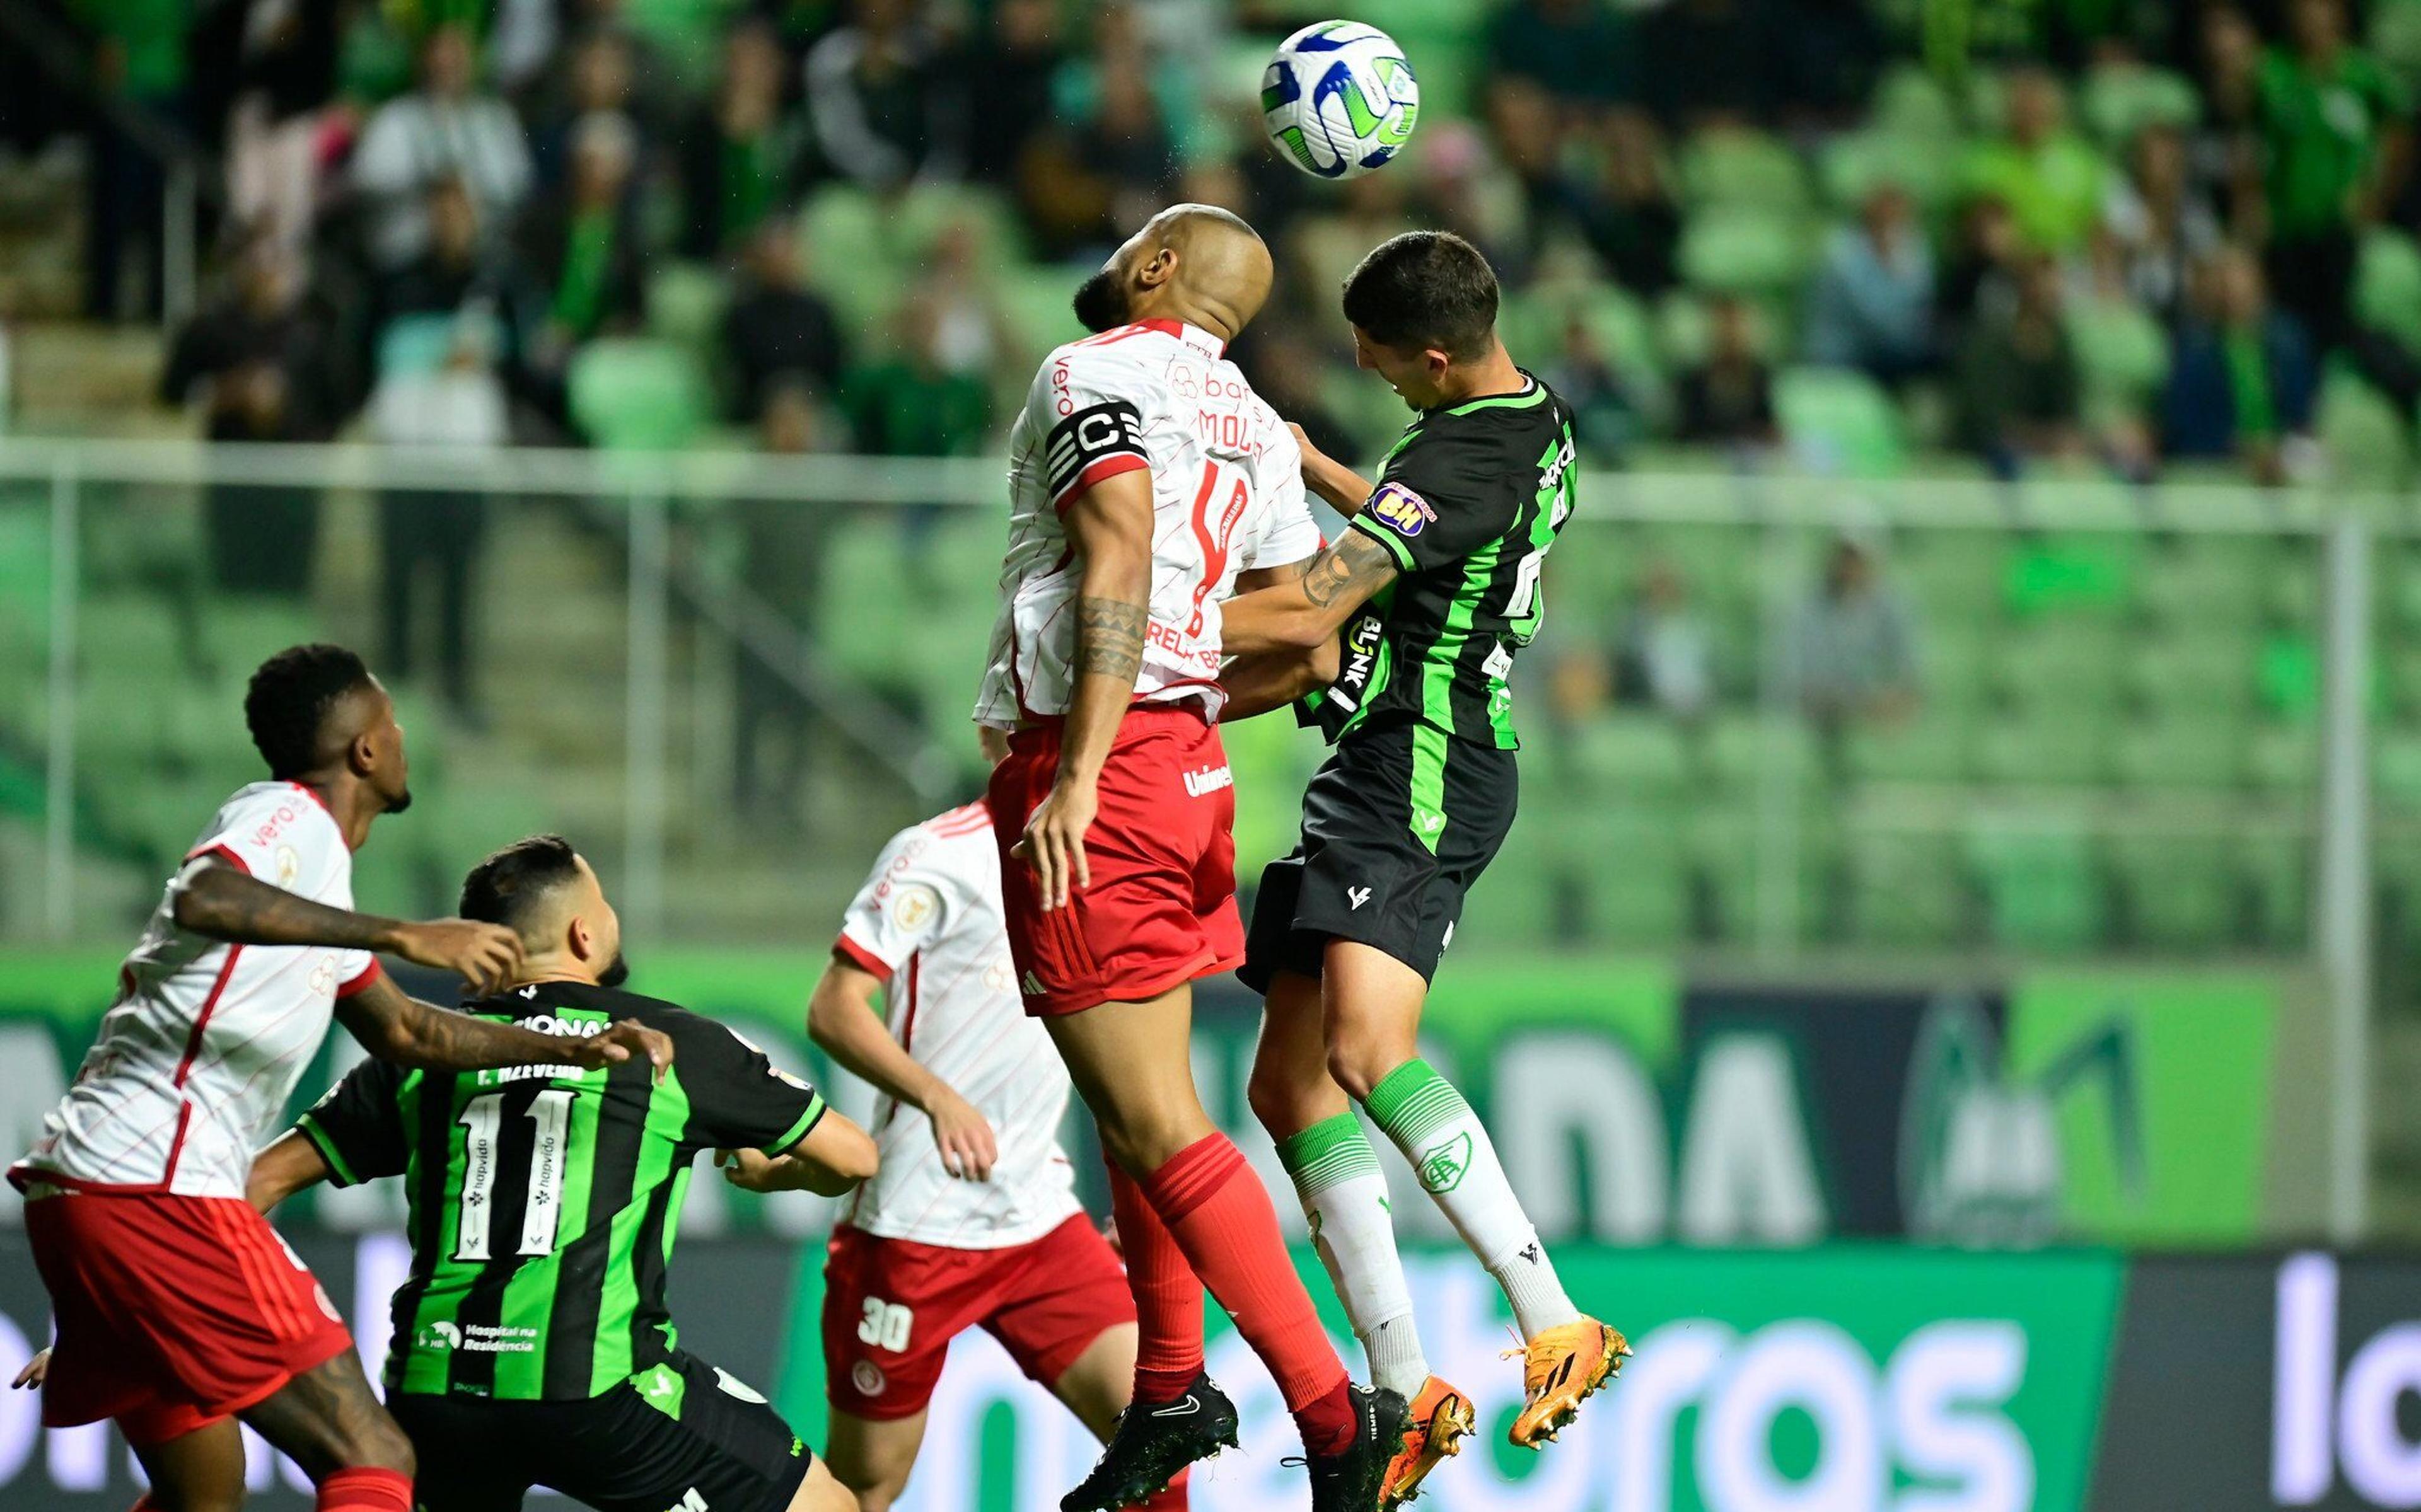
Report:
1326,1042,1390,1104
1245,1058,1304,1135
335,1414,416,1477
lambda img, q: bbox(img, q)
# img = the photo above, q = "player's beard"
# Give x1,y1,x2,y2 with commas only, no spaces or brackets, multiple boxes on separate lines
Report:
600,953,630,989
1072,267,1129,333
387,787,414,814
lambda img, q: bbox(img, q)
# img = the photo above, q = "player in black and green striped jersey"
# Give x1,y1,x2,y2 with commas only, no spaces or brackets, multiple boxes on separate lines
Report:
247,834,878,1512
1221,231,1626,1508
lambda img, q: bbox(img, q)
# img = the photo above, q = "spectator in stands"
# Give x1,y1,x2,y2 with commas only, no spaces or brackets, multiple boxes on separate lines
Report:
2163,246,2318,485
1411,120,1536,285
963,0,1065,182
1789,531,1920,736
76,0,189,318
1953,252,2086,475
719,216,846,422
1675,295,1779,447
351,23,535,271
1936,193,2023,339
2254,0,2410,352
160,234,341,597
1488,0,1635,110
532,30,647,188
368,315,507,720
1564,108,1683,297
1013,4,1179,256
1613,559,1717,724
1482,77,1570,251
524,112,647,374
677,19,806,259
1234,330,1357,465
1961,65,2110,253
1542,313,1647,464
2189,4,2268,231
225,0,340,267
1803,179,1936,386
804,0,967,189
381,176,540,398
731,380,839,830
843,284,994,457
1640,0,1771,127
2103,122,2224,328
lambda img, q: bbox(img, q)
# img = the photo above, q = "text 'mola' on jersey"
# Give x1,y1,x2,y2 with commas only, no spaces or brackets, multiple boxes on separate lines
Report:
12,782,383,1199
975,318,1323,728
831,804,1084,1249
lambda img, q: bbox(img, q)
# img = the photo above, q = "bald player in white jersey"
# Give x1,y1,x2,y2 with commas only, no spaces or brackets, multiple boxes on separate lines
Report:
9,645,670,1512
975,205,1404,1512
805,783,1181,1512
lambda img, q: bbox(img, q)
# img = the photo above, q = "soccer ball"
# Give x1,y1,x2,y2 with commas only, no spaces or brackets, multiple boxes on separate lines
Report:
1260,20,1420,181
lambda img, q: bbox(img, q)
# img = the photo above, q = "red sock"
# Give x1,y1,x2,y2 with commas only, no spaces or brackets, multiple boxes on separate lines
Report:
1109,1163,1205,1405
1141,1134,1353,1453
318,1467,413,1512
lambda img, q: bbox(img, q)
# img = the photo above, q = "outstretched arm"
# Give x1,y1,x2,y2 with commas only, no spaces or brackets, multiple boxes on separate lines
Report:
334,974,675,1078
718,1112,880,1196
1219,529,1400,657
1219,556,1341,720
247,1130,334,1213
173,855,525,994
808,955,996,1180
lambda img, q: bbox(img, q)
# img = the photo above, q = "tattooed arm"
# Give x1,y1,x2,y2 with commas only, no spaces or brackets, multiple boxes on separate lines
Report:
172,856,526,993
1219,555,1342,721
334,972,675,1076
1014,466,1155,911
1217,529,1401,657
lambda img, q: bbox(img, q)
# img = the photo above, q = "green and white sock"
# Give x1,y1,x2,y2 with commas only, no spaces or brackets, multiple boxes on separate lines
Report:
1365,1058,1581,1341
1275,1111,1431,1399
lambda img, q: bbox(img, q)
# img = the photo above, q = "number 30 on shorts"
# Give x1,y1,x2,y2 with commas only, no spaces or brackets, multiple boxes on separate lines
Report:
857,1298,914,1352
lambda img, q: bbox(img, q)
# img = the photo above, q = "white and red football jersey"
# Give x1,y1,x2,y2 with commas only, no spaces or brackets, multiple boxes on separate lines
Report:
830,804,1084,1249
973,318,1323,729
13,782,383,1199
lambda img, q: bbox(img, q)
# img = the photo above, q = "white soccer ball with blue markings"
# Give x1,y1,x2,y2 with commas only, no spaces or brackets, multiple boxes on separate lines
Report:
1261,20,1420,181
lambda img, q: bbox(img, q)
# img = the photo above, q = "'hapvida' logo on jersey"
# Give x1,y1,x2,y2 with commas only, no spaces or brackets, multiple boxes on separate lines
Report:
1182,765,1233,798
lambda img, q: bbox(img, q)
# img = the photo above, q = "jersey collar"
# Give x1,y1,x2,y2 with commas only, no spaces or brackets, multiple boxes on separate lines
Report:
1135,318,1226,359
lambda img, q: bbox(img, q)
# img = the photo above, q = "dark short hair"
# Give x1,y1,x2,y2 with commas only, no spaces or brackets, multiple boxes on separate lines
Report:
460,834,584,932
245,644,374,780
1341,231,1500,361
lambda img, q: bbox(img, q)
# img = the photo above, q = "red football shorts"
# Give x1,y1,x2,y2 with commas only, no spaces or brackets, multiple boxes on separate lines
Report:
986,704,1245,1016
822,1215,1135,1422
24,1189,354,1446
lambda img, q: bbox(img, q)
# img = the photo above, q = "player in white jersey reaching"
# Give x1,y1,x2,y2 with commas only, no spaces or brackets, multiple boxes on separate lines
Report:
975,205,1404,1512
9,644,671,1512
806,778,1181,1512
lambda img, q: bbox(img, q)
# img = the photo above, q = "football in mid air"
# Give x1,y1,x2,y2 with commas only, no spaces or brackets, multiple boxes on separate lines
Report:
1260,20,1420,180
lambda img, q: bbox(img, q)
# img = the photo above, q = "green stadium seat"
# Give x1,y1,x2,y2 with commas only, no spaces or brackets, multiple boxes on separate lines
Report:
1458,817,1568,950
2113,715,2246,789
2375,0,2421,96
2108,833,2234,949
1966,820,2105,954
2004,534,2139,618
647,262,729,357
1975,713,2110,786
1774,366,1906,476
800,186,906,331
1000,263,1087,369
1562,714,1695,799
2135,536,2267,624
1704,714,1816,795
1843,713,1972,782
1678,207,1814,297
1901,532,2011,619
1678,127,1813,216
2246,719,2317,793
567,340,711,451
2238,831,2309,949
2355,229,2421,359
1501,283,1662,381
1842,828,1966,947
2127,632,2258,716
813,516,919,688
2077,64,2200,148
1820,130,1962,212
1870,63,1959,141
2376,725,2421,811
2258,632,2321,719
1563,808,1689,947
1992,623,2125,713
2066,298,2170,422
2318,370,2412,490
2263,548,2322,628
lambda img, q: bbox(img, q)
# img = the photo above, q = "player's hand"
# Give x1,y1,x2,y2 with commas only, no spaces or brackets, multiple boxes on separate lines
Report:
716,1146,786,1193
13,1349,47,1389
1010,777,1098,911
392,920,525,996
926,1087,997,1181
566,1019,675,1082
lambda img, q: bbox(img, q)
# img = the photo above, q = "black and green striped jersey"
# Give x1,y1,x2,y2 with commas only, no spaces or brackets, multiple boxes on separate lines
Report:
293,981,826,1403
1306,371,1579,753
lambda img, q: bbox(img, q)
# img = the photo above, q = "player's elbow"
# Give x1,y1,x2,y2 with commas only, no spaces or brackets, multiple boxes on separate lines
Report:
827,1118,880,1186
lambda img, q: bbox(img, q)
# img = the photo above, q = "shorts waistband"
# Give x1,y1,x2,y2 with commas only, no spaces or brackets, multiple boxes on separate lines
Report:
1008,702,1213,747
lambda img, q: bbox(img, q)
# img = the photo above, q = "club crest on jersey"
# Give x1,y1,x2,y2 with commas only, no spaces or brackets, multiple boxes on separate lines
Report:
1368,483,1436,538
888,883,940,930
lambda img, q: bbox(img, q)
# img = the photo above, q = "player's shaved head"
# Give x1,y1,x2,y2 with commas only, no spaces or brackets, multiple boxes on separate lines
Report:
460,835,629,987
245,643,413,815
1071,203,1273,341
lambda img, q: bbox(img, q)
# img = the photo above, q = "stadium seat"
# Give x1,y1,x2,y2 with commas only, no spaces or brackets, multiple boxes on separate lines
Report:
2355,229,2421,359
647,262,729,357
2246,719,2318,794
2135,536,2267,625
2108,832,2234,949
1562,714,1695,800
2375,0,2421,96
1562,805,1691,946
1820,130,1961,213
1842,828,1966,947
1501,284,1661,383
1459,817,1570,950
2003,534,2138,618
814,516,919,688
1678,126,1813,216
1678,207,1814,298
1966,820,2105,954
999,263,1087,367
2126,632,2258,717
2375,725,2421,811
2318,369,2412,490
2238,831,2309,950
1773,366,1906,476
2077,64,2200,148
1991,622,2124,715
2066,298,2169,424
567,340,711,451
1974,713,2110,786
1870,63,1960,141
2113,715,2246,789
1843,712,1972,782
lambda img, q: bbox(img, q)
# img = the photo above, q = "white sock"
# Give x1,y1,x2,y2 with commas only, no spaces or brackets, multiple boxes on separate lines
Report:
1276,1111,1431,1398
1366,1058,1582,1341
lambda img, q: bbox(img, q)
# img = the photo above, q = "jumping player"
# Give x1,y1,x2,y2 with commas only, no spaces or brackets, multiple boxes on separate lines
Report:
810,786,1181,1512
978,205,1405,1512
1221,233,1628,1504
245,834,878,1512
9,645,670,1512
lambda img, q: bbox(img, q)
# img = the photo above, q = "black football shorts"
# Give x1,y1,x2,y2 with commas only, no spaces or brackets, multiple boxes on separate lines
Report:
1242,717,1517,993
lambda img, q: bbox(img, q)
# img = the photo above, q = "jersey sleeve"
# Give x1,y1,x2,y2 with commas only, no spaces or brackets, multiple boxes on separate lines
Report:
293,1057,410,1189
1351,432,1522,575
1241,429,1323,571
189,788,383,998
833,827,961,981
1027,346,1152,513
675,1014,828,1155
